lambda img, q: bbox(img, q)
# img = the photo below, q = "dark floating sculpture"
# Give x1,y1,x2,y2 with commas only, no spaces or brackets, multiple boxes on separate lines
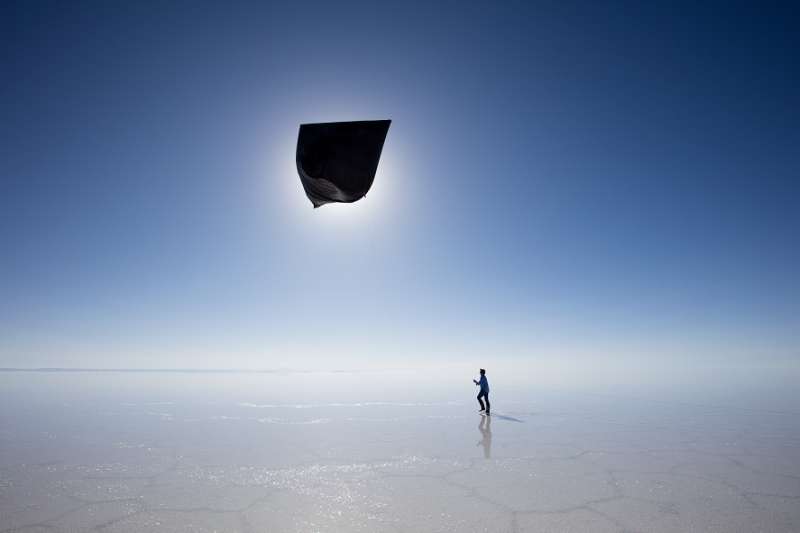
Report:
296,119,391,208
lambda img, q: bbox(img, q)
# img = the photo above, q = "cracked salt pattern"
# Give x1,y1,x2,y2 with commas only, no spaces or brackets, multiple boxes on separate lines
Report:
1,372,799,532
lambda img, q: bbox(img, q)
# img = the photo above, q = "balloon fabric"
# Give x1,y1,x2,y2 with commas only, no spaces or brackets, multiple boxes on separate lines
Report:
295,120,391,208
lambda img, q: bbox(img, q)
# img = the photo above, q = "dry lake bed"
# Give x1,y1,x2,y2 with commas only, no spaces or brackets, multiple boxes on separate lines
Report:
1,370,799,532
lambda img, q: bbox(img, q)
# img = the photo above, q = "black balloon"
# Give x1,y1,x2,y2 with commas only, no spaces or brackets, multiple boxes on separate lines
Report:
295,120,391,208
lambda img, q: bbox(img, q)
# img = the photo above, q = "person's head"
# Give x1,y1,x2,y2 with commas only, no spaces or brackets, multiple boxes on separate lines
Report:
479,368,485,375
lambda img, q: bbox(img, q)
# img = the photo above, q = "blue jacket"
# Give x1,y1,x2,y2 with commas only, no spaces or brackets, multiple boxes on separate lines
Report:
478,375,490,393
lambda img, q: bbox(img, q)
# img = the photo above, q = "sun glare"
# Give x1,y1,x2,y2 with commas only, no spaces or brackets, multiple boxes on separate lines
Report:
265,117,406,239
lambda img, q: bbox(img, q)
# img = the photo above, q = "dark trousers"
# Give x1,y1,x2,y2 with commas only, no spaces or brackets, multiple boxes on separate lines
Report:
477,390,490,412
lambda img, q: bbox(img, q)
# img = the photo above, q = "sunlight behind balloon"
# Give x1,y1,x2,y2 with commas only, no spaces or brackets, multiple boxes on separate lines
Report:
263,117,408,245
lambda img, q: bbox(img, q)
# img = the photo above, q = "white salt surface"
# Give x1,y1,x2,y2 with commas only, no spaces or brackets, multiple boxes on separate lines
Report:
1,371,799,532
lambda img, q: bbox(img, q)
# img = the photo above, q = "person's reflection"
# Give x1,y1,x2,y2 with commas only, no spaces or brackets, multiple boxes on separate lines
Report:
477,414,492,458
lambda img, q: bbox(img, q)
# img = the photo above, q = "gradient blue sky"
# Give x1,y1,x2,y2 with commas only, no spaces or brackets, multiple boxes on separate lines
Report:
1,1,798,370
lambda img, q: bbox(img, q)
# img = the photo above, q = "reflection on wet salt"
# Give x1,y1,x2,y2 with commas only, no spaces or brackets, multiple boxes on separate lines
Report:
477,415,492,458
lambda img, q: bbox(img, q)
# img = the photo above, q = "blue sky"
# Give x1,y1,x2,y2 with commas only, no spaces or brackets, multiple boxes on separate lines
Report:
1,1,798,370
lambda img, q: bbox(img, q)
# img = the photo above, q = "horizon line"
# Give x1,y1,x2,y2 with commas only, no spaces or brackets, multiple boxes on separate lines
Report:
0,367,361,374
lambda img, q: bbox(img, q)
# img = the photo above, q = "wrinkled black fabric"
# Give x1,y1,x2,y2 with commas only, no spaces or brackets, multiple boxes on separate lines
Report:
296,120,391,208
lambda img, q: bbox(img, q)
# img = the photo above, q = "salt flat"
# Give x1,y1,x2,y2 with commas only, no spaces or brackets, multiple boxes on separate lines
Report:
1,371,799,532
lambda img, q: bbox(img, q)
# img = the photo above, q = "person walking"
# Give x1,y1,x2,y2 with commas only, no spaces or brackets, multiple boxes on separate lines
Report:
473,368,490,416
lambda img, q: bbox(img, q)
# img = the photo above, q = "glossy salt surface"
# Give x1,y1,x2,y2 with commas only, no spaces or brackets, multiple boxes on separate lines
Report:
1,371,799,532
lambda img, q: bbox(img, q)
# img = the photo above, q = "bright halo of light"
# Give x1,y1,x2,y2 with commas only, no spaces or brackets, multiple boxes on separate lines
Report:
263,114,406,240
